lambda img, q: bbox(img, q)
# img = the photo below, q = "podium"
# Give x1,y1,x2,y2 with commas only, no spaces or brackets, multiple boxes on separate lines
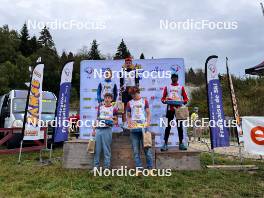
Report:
63,132,201,170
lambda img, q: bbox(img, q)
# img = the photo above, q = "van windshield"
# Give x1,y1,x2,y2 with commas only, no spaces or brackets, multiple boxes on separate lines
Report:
13,98,56,114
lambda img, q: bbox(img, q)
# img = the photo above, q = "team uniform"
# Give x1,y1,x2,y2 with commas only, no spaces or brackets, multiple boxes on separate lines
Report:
120,68,139,105
161,82,189,149
94,104,117,169
97,79,117,103
126,97,153,169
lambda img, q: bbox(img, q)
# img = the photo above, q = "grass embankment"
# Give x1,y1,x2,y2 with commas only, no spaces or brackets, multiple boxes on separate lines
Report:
0,149,263,198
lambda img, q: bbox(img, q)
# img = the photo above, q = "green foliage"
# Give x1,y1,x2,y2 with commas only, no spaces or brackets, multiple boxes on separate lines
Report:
114,39,131,59
38,26,55,49
0,25,20,63
88,40,102,60
189,70,264,117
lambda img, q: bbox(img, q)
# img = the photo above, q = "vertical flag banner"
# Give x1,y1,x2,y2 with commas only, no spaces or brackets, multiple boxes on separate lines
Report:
205,55,229,149
242,117,264,155
226,57,243,143
22,63,44,140
53,61,74,142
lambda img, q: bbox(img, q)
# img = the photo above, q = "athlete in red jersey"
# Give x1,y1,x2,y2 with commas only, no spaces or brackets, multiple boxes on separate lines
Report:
161,73,189,151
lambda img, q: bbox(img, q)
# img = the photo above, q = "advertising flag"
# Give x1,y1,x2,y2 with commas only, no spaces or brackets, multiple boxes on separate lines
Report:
226,57,243,143
205,55,229,149
22,63,44,140
53,61,74,142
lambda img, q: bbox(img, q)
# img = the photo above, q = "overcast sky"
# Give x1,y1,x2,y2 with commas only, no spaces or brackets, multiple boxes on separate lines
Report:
0,0,263,76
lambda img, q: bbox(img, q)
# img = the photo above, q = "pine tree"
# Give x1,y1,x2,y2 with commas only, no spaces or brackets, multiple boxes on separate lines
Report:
29,36,38,54
68,52,74,60
19,23,31,56
88,40,102,60
114,39,131,59
38,26,55,49
140,53,145,59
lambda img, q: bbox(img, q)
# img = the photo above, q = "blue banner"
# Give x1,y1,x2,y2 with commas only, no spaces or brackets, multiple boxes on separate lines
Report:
206,56,229,149
54,61,73,143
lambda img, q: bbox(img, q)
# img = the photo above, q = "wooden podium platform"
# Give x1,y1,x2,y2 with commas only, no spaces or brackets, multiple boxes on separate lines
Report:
155,149,201,170
63,133,201,170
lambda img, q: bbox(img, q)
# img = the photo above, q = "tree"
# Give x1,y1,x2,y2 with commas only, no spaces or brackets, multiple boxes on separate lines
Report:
38,26,55,49
0,25,20,63
114,39,131,59
88,40,102,60
68,52,74,60
140,53,145,59
19,23,31,56
29,36,39,54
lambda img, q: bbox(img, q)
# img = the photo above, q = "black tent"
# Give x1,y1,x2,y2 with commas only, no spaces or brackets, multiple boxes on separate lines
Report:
245,61,264,76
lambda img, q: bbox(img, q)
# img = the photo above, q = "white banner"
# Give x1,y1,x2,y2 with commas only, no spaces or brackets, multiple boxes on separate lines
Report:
80,58,188,147
23,63,44,140
242,116,264,155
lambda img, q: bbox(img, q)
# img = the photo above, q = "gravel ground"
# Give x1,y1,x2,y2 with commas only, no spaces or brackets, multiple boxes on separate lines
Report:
188,138,264,160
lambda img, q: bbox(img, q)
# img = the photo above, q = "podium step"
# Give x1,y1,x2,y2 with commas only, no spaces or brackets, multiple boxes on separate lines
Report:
63,135,201,170
155,148,201,170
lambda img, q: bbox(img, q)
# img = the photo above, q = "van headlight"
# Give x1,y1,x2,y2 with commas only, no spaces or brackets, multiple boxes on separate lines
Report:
12,120,23,128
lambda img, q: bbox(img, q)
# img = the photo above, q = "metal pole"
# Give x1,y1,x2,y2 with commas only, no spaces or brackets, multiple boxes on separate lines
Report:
238,144,243,165
210,148,215,165
49,143,53,163
18,140,23,164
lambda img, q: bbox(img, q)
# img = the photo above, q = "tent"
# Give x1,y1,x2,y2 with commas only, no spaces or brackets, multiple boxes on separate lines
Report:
245,61,264,76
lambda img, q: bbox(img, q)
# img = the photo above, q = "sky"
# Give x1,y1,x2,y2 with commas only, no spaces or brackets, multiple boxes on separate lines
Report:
0,0,263,76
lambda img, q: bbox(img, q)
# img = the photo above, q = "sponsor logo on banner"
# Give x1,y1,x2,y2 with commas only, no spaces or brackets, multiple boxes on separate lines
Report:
250,126,264,145
148,88,157,91
170,64,181,74
83,106,92,109
84,66,94,79
242,117,264,155
83,97,92,101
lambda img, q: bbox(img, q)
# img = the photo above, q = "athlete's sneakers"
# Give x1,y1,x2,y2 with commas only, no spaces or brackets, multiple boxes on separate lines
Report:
160,143,168,151
179,143,187,150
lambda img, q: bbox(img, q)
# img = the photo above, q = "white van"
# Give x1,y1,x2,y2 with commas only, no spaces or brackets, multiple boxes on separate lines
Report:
0,90,57,128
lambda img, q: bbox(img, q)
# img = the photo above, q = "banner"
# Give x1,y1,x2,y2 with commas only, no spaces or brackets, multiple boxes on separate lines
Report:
80,58,187,147
53,61,74,142
242,117,264,155
226,57,243,143
22,63,44,140
205,55,229,149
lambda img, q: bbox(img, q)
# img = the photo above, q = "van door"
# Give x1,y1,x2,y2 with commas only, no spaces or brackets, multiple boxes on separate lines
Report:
4,98,12,128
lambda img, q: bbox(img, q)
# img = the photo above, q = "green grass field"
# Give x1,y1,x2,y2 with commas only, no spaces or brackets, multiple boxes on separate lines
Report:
0,149,263,198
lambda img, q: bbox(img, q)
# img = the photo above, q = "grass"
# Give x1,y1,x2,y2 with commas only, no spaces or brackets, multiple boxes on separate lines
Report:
0,149,263,198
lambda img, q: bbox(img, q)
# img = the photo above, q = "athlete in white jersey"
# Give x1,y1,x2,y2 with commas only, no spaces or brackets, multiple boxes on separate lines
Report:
97,68,117,104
